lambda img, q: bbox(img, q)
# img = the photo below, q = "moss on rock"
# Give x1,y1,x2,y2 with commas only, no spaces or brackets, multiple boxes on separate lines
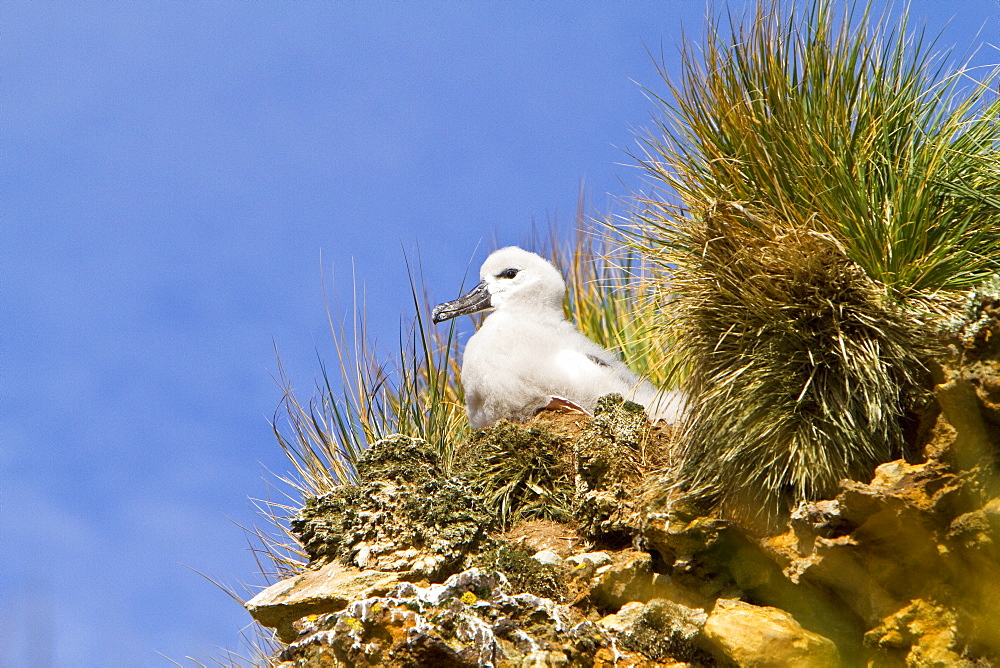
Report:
455,419,576,529
574,394,655,544
291,435,495,580
618,599,715,665
473,542,570,603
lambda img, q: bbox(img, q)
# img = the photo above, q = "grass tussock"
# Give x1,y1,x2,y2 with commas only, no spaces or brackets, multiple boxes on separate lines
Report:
636,0,1000,298
660,205,932,517
628,0,1000,521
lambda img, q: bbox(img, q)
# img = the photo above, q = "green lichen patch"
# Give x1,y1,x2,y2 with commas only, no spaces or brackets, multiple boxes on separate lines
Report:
473,542,570,603
619,600,715,665
291,435,496,580
354,434,443,483
291,486,366,563
573,394,658,544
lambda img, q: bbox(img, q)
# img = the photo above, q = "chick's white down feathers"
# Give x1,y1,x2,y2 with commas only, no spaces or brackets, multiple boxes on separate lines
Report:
433,247,685,430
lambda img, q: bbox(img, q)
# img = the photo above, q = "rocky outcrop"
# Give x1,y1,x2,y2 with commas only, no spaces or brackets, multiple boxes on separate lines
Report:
271,568,676,667
248,314,1000,666
702,599,840,667
246,562,402,644
600,598,712,665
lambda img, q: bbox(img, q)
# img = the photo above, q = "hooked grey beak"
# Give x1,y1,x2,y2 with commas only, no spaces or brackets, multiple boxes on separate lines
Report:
432,281,491,323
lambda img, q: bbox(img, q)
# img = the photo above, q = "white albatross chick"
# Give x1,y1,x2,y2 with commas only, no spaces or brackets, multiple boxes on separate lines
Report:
432,246,686,430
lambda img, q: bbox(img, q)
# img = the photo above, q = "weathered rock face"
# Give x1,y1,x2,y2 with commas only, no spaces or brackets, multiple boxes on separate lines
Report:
600,598,712,665
864,599,966,667
273,568,673,668
245,561,402,644
642,431,1000,663
702,598,840,667
248,319,1000,667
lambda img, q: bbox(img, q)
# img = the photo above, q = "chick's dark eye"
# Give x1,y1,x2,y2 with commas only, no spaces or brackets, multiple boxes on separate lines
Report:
497,268,519,280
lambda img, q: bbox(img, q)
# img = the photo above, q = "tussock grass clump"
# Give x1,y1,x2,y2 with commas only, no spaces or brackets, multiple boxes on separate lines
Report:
629,0,1000,521
637,0,1000,298
661,205,932,517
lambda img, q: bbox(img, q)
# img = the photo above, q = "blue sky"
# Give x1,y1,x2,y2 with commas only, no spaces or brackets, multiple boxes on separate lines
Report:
3,2,998,665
